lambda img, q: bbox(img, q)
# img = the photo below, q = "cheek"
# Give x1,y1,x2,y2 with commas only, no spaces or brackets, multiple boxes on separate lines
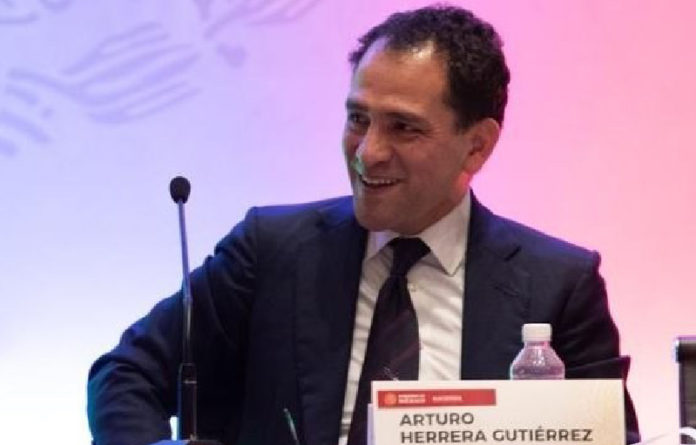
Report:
411,153,458,190
342,132,359,158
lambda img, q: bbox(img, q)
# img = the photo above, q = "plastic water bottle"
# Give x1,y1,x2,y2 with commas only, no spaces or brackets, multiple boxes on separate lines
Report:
509,323,565,380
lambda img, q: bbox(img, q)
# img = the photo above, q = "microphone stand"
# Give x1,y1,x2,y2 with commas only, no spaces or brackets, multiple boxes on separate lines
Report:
165,176,222,445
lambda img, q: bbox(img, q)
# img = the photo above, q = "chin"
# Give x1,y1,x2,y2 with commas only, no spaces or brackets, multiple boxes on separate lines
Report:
352,201,391,232
354,213,384,232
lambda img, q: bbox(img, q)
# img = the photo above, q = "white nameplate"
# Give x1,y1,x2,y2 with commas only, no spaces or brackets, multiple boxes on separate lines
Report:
370,379,625,445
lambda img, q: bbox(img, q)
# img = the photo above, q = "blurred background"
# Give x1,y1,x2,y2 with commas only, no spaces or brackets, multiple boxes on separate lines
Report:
1,0,694,442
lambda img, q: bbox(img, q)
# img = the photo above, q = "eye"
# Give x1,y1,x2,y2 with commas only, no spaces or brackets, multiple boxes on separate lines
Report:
346,111,369,131
392,121,421,134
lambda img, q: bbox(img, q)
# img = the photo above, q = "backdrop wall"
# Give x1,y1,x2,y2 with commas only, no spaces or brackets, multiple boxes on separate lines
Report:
1,1,694,443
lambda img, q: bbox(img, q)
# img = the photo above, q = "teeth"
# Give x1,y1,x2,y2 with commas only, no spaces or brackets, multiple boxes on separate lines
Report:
361,175,398,186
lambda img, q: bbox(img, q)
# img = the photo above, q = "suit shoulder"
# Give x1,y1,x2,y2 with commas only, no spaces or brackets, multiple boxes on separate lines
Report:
248,195,354,234
252,195,351,224
493,212,598,267
216,195,353,251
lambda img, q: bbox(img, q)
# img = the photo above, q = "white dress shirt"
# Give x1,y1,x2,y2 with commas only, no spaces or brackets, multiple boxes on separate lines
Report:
338,192,471,444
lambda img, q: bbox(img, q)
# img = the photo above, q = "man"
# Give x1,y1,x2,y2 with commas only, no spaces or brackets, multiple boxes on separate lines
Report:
88,5,639,445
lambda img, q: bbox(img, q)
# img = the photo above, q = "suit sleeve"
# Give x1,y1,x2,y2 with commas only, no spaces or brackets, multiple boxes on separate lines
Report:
553,251,640,444
87,208,260,445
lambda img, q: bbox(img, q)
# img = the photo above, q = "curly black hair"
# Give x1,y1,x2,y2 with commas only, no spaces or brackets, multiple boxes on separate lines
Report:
349,4,510,128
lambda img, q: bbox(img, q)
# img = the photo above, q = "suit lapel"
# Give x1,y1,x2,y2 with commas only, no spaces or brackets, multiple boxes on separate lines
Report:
461,196,531,379
294,198,367,445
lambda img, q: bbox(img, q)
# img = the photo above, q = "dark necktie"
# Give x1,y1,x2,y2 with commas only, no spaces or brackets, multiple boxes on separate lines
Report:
347,237,431,445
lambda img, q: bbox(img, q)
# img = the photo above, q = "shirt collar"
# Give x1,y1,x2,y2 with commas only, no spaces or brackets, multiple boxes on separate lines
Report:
363,190,471,276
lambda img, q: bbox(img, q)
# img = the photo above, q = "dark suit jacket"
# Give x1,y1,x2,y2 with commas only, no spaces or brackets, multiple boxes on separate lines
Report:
87,195,639,445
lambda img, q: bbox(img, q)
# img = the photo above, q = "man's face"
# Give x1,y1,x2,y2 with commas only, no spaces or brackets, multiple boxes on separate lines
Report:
343,39,482,235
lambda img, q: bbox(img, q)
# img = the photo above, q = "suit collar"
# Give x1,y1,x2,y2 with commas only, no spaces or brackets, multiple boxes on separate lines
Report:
468,192,521,261
316,196,358,228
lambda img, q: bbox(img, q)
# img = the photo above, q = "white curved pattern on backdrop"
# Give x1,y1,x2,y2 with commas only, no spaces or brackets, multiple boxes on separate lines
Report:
0,0,320,156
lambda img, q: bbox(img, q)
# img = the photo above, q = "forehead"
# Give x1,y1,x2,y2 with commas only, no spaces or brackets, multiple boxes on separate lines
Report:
348,39,450,112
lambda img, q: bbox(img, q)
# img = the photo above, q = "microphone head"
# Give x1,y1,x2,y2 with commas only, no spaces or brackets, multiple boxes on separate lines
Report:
170,176,191,203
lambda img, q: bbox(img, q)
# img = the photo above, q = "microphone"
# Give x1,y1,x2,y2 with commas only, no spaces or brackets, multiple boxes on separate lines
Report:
170,176,191,204
167,176,221,445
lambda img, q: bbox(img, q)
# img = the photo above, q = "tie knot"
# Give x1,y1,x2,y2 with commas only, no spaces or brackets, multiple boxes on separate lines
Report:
389,237,430,277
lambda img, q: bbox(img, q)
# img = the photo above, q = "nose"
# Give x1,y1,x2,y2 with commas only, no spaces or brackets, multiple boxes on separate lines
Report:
355,125,392,169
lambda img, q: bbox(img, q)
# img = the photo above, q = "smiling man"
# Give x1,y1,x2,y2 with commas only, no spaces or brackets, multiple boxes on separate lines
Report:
344,37,500,235
88,5,639,445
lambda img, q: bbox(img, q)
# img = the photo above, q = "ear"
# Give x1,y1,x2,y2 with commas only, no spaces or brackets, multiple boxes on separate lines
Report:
461,117,500,175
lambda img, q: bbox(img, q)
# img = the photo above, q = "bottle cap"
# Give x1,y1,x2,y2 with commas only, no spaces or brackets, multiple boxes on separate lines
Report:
522,323,552,342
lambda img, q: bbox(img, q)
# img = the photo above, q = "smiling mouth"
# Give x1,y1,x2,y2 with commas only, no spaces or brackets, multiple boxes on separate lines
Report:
359,174,400,188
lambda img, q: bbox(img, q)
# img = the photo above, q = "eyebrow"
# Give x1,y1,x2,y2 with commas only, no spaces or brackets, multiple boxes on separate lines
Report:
345,98,366,111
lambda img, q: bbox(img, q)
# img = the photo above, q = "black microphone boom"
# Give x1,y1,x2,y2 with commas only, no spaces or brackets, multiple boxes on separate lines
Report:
167,176,222,445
